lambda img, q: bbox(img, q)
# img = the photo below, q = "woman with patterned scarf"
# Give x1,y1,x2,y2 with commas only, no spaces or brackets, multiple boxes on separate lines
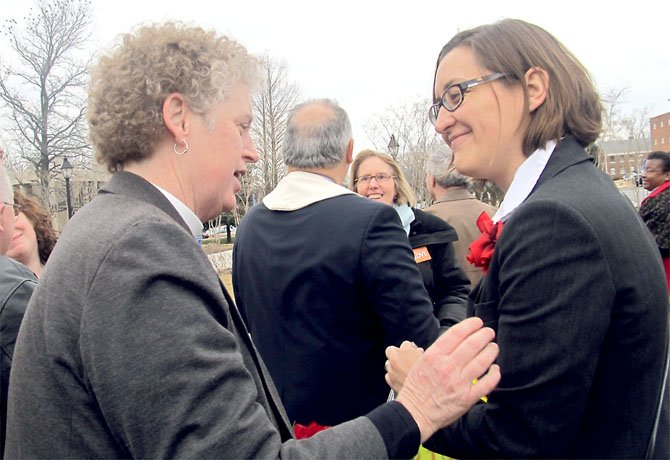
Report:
640,150,670,292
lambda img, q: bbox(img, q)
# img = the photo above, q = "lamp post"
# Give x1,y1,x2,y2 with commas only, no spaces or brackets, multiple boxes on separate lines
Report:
388,134,399,159
61,156,74,219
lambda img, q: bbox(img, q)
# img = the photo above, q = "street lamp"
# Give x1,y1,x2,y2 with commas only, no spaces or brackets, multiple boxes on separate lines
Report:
61,156,74,219
388,134,399,159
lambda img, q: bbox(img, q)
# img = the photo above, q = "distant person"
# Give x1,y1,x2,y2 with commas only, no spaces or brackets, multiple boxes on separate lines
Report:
233,99,444,428
640,150,670,291
7,191,58,277
424,147,497,287
349,149,469,330
0,163,37,458
4,23,499,459
387,18,668,458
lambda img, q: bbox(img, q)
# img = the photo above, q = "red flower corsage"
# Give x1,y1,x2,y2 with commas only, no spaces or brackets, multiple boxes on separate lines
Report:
293,421,331,439
466,212,504,274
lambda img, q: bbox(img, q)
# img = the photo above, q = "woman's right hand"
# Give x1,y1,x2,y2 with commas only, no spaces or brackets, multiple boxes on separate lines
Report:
385,340,424,393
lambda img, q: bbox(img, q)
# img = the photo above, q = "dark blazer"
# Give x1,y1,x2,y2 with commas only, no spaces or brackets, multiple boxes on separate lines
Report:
0,256,36,458
233,193,440,427
427,137,669,458
409,208,469,330
5,172,419,459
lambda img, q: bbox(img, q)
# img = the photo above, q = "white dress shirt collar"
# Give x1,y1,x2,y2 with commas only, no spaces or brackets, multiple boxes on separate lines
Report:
152,184,204,240
493,140,557,223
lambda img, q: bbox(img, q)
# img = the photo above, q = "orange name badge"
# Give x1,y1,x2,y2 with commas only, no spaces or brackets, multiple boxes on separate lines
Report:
413,246,432,264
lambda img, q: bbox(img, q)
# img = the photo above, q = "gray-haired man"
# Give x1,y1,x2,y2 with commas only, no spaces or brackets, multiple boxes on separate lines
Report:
424,147,497,287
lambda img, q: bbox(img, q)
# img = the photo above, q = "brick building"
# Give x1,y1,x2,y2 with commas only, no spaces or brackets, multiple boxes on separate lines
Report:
650,111,670,152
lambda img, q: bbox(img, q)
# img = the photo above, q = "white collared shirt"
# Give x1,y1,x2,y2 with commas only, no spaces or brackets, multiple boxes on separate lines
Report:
262,171,356,211
153,184,204,242
493,140,557,223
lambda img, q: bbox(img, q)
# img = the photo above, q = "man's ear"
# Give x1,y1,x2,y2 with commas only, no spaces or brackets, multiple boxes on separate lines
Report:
525,67,549,113
345,139,354,165
162,93,189,140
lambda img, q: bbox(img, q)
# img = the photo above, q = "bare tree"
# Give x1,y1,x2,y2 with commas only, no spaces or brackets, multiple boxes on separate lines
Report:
364,98,443,205
0,0,93,206
249,54,300,201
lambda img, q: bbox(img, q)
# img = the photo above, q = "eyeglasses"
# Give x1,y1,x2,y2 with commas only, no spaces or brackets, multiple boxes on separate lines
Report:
429,72,511,125
354,173,395,185
2,202,21,217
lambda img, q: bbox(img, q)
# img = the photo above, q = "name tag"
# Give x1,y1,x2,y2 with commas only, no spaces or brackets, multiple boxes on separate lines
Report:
413,246,432,264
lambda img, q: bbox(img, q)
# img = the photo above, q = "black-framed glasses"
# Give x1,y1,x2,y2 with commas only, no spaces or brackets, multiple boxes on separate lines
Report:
429,72,510,125
2,201,21,217
354,173,395,185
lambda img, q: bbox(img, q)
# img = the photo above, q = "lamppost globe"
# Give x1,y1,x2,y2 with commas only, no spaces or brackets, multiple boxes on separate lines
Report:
388,134,399,159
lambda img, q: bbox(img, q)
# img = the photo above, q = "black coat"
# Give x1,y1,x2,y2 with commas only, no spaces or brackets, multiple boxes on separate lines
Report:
408,208,469,330
234,193,440,426
427,137,669,458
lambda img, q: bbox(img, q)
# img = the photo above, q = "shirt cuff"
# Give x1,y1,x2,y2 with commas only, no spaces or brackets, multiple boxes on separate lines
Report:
366,401,420,459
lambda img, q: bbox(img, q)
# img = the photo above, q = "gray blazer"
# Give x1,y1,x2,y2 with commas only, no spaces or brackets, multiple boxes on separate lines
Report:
5,172,418,459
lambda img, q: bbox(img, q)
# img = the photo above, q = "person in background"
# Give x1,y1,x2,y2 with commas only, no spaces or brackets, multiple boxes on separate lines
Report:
233,98,446,430
350,149,469,330
387,18,668,458
424,147,497,287
4,23,500,459
0,163,38,459
639,150,670,292
6,191,58,278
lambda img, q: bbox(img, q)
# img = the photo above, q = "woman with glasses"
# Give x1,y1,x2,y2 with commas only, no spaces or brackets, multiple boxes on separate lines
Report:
350,149,470,331
6,191,58,278
387,18,668,458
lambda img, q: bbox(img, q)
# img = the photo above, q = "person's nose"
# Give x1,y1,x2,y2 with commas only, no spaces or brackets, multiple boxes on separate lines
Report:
433,106,456,134
243,136,259,163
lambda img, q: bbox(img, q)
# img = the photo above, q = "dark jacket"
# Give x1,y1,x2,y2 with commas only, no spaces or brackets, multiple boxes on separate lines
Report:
233,191,440,427
427,137,669,458
0,256,36,458
409,208,469,330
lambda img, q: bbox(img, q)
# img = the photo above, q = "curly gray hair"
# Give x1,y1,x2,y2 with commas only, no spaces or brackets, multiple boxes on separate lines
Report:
88,21,260,172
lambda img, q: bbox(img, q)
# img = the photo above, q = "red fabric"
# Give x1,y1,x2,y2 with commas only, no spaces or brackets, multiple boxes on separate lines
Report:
293,421,330,439
466,212,504,274
663,257,670,294
641,180,670,206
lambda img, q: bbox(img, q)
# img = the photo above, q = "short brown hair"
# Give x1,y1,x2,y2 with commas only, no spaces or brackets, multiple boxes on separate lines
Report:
14,191,58,264
435,19,602,156
349,150,416,206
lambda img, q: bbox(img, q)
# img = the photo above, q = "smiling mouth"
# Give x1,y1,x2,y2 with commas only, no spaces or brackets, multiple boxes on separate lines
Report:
367,194,383,199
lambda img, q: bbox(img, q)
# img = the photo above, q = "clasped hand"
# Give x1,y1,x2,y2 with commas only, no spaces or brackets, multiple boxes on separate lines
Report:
388,317,500,442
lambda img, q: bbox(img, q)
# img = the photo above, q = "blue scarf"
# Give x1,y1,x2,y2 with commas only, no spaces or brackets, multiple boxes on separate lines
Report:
393,204,415,236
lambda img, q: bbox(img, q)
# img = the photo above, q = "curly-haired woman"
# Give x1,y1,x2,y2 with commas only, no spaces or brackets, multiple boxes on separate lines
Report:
7,191,58,277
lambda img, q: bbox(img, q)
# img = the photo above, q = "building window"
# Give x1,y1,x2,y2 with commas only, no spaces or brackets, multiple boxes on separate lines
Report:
654,122,657,130
655,139,658,145
663,138,666,144
662,121,665,128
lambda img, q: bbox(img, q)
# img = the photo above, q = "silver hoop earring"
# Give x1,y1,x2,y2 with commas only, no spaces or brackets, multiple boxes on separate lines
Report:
173,139,189,155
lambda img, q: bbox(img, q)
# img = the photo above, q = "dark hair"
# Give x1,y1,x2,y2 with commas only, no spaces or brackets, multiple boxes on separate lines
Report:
647,151,670,172
14,191,58,264
434,18,603,156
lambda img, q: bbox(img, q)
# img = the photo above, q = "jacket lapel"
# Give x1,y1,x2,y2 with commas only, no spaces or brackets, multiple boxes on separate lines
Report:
101,172,294,438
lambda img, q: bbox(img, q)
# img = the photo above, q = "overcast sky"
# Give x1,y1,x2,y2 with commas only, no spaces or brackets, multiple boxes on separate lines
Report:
2,0,669,151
